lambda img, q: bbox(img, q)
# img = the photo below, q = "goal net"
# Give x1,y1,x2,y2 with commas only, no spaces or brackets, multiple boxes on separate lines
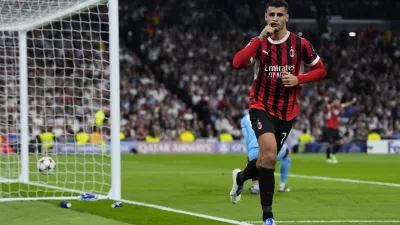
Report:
0,0,121,201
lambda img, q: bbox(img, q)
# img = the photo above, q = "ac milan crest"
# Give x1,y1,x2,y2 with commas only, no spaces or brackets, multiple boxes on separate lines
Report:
257,120,262,130
289,47,295,57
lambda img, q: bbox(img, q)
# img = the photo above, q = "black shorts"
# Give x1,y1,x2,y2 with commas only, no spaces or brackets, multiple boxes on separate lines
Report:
323,127,342,144
249,108,293,152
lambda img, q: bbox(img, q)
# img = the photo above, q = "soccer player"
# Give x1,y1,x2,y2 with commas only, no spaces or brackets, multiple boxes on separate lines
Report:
231,0,326,224
323,96,357,163
241,113,291,195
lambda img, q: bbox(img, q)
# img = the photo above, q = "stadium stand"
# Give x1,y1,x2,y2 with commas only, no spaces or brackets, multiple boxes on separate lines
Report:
3,0,397,143
119,0,400,142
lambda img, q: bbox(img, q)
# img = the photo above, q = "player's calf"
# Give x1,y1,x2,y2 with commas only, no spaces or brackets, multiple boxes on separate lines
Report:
332,140,343,155
257,133,278,220
236,159,258,186
326,143,333,159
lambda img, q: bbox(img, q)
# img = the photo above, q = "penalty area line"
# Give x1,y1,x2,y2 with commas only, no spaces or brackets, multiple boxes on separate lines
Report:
120,199,252,225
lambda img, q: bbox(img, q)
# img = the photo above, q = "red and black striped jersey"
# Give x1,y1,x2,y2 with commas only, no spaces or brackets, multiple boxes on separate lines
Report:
325,104,343,130
246,31,320,121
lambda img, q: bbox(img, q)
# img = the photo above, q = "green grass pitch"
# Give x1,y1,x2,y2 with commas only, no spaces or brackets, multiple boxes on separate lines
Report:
1,154,400,225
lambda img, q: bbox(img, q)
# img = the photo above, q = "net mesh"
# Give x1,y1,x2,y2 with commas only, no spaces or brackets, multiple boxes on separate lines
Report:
0,0,112,199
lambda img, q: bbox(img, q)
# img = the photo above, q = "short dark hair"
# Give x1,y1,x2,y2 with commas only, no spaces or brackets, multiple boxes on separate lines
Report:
266,0,288,12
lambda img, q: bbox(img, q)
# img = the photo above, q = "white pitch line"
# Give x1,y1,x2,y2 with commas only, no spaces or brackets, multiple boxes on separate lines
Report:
119,199,252,225
117,172,400,225
130,170,228,175
286,174,400,187
130,171,400,188
245,221,400,223
116,171,400,224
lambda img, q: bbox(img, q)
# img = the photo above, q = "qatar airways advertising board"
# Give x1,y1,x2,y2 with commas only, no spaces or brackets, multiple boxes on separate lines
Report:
367,140,400,154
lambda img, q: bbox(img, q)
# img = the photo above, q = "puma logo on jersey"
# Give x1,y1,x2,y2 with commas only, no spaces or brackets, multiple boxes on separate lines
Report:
262,50,270,56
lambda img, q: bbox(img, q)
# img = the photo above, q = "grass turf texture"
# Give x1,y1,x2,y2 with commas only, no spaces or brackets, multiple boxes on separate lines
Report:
1,154,400,225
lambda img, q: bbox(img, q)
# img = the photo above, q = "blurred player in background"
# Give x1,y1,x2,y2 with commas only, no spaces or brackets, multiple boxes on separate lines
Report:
241,113,291,195
323,96,357,163
231,0,326,223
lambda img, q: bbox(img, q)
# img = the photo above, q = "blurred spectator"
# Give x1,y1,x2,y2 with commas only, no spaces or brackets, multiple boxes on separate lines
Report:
0,1,398,143
118,0,399,142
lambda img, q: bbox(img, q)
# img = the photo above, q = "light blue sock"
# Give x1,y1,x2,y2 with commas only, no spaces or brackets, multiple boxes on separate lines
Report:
280,157,291,184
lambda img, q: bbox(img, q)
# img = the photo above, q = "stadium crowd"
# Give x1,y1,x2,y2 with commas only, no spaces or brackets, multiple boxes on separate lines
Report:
119,0,400,142
1,0,399,145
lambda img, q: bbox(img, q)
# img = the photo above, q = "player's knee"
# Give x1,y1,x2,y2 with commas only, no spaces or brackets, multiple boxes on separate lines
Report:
256,133,277,168
338,140,344,145
264,153,277,164
258,151,277,168
258,133,277,152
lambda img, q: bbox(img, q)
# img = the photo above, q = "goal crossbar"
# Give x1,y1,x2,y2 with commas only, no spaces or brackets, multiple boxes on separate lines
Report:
0,0,107,31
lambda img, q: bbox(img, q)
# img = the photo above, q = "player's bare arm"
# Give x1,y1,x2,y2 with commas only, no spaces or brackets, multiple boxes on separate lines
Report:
324,105,330,113
341,97,357,108
323,97,330,114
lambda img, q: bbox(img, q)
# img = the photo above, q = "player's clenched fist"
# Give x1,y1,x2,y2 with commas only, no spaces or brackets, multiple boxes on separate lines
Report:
258,23,276,41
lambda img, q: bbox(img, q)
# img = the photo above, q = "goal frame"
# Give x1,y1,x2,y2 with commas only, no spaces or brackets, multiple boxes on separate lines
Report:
0,0,121,202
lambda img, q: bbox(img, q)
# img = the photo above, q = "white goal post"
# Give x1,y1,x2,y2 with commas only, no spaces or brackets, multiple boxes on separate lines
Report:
0,0,120,201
